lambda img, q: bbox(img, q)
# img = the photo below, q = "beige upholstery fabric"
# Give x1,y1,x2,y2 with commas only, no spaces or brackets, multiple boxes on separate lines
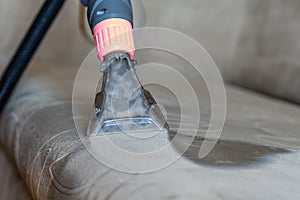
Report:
1,0,300,102
0,0,246,75
0,149,31,200
1,0,300,103
232,0,300,103
0,62,300,199
1,1,300,199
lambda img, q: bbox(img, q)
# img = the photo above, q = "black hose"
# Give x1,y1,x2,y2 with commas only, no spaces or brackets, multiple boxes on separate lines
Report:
0,0,66,114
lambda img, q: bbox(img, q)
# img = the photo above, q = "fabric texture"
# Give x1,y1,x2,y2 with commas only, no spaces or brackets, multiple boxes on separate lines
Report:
232,0,300,103
0,62,300,199
0,149,31,200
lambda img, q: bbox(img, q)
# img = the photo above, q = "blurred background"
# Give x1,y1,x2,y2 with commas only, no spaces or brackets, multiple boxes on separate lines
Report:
0,0,299,103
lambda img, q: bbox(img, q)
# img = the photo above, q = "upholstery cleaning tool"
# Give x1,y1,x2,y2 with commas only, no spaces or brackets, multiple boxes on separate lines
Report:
86,0,168,134
0,0,168,134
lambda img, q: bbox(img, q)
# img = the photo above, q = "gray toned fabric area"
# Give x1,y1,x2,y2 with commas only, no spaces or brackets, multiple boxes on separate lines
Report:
1,0,299,104
1,62,300,199
0,150,31,200
232,0,300,104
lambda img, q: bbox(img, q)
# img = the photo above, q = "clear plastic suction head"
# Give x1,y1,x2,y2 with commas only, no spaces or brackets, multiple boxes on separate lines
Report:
88,52,168,136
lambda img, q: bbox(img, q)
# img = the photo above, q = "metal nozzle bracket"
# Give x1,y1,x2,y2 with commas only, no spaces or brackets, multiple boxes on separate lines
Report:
88,52,169,135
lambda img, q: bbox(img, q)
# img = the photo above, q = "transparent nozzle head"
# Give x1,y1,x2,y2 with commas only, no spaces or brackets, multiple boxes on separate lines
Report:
87,52,168,136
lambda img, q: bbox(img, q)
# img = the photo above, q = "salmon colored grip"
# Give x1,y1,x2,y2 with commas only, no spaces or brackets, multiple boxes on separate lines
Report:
93,18,135,61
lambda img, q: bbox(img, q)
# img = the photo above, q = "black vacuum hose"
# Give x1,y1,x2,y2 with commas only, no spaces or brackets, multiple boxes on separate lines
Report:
0,0,65,114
